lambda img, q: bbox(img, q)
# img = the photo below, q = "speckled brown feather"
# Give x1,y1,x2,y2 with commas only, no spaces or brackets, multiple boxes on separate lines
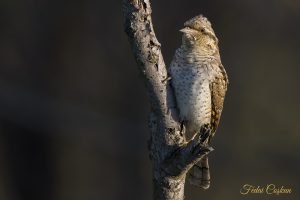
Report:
210,63,228,136
170,15,228,189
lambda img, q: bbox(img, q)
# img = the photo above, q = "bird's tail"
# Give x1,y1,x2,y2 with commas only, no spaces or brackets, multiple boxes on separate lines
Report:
188,155,210,189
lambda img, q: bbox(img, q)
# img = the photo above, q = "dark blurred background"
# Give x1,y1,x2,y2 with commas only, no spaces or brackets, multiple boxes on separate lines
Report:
0,0,299,200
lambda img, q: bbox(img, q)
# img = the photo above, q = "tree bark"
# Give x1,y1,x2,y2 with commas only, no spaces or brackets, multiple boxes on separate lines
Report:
122,1,213,199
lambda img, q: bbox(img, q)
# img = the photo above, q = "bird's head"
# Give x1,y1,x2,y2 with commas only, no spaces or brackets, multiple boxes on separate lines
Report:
180,15,219,56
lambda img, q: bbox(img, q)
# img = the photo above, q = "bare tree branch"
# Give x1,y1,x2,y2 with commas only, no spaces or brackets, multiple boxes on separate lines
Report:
122,0,213,199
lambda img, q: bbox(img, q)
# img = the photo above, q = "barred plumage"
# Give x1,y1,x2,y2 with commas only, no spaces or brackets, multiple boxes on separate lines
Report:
169,15,228,189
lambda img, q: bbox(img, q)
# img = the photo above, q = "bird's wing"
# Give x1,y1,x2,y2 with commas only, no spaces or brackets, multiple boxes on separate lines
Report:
210,62,228,135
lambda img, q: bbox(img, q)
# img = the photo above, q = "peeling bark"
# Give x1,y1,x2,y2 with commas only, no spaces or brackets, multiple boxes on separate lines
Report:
122,1,213,199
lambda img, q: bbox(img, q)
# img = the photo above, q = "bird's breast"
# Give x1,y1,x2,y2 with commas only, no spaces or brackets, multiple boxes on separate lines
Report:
170,58,213,135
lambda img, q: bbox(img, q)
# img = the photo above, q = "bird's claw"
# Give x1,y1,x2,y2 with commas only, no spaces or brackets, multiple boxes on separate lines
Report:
199,124,211,143
162,76,172,84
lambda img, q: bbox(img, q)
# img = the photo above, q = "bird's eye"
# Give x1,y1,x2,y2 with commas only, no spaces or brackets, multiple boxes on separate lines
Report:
201,28,205,33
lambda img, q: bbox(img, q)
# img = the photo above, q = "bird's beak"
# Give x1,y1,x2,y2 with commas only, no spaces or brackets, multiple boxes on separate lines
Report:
179,27,193,34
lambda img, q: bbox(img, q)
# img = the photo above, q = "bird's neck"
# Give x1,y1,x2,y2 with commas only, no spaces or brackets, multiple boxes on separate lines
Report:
181,45,220,59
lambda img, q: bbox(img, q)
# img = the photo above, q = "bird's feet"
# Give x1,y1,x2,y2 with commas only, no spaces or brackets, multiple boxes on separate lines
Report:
179,120,186,139
199,124,211,143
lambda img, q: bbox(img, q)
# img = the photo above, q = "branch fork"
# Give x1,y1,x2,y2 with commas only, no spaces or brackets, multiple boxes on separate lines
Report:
162,128,214,178
123,0,213,199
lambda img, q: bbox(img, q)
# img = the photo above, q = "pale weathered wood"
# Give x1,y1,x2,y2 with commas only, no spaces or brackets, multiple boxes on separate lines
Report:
122,1,213,199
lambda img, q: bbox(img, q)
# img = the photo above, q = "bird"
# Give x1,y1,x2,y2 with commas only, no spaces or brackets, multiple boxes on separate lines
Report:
169,15,228,189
